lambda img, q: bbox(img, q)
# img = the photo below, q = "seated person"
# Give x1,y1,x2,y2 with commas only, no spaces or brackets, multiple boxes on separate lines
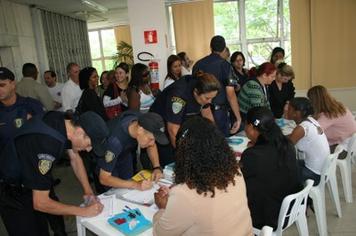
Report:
307,85,356,154
286,97,330,185
240,107,299,230
95,111,168,193
153,116,253,236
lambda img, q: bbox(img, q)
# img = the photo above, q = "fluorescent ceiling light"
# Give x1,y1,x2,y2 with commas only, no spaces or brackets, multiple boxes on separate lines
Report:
81,0,108,13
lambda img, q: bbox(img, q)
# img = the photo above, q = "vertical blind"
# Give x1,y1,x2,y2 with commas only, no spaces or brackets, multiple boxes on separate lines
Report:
41,10,91,83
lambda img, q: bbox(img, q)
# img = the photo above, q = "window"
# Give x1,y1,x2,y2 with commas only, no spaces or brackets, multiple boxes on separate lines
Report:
89,28,117,75
214,0,290,67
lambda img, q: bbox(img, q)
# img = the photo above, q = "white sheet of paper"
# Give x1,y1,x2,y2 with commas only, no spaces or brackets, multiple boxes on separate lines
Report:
119,184,160,205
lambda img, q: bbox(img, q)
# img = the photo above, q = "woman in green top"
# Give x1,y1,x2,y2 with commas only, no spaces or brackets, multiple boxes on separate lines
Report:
238,62,276,123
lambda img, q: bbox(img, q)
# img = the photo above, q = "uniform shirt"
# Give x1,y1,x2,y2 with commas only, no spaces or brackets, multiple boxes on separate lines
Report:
192,53,235,105
238,78,270,115
16,77,54,111
14,112,69,190
61,79,82,112
97,112,138,180
268,80,295,118
150,75,203,125
0,95,44,150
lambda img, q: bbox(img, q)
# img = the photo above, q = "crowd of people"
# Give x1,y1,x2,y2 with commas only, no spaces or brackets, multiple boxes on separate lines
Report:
0,34,355,235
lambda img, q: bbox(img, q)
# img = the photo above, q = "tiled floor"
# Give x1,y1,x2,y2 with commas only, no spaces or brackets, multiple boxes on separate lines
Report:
1,164,356,236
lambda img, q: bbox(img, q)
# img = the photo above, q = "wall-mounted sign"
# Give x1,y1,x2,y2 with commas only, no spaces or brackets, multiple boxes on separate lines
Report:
144,30,157,44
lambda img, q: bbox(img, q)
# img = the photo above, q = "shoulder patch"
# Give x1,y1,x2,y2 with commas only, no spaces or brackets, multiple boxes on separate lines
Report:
171,96,186,114
105,150,115,163
14,118,25,128
37,154,55,175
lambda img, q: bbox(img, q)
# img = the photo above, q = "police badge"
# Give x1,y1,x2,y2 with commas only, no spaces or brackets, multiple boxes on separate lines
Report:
14,118,24,128
171,97,185,114
38,154,55,175
105,150,115,163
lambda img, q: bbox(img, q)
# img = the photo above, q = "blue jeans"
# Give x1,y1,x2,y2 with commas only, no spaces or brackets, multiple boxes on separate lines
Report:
298,160,320,186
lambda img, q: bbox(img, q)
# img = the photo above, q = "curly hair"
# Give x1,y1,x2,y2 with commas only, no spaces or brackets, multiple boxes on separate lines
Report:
174,116,240,197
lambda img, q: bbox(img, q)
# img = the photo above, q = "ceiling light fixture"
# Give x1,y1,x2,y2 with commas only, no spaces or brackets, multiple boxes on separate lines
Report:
81,0,108,13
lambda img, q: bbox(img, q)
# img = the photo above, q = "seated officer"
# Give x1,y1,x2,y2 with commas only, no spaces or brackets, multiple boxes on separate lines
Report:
149,72,220,166
96,111,167,193
0,111,108,235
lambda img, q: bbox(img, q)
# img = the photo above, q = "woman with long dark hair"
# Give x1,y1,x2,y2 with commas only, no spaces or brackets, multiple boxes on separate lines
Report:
240,106,299,230
230,51,249,89
163,54,182,89
153,116,252,235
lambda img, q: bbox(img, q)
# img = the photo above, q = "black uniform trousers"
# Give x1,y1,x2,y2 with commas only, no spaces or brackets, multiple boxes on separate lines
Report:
0,183,66,236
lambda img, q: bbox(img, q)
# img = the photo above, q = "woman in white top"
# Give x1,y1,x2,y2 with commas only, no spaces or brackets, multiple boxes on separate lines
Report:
286,97,330,185
163,55,182,89
127,63,155,113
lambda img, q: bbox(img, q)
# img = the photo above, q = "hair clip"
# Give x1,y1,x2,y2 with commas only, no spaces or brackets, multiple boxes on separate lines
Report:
253,119,260,127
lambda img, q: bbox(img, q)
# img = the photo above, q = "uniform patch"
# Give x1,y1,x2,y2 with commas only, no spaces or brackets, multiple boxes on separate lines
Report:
105,150,115,163
171,97,186,114
14,118,24,128
37,154,55,175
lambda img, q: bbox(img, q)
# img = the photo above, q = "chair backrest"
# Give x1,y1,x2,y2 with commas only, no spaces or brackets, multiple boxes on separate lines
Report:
276,179,314,232
347,133,356,164
259,226,274,236
319,148,342,186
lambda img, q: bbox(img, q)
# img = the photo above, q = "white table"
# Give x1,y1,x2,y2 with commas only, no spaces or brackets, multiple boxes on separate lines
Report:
76,197,155,236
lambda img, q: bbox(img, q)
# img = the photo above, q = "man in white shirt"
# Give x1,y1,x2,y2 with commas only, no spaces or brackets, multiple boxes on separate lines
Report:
61,62,82,112
44,70,64,111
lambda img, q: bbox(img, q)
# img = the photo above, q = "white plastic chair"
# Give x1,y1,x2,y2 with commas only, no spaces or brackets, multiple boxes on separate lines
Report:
259,226,274,236
253,179,314,236
336,133,356,203
309,148,343,236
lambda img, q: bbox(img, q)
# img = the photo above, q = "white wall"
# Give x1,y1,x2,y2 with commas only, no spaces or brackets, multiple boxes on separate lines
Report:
127,0,169,88
0,0,39,80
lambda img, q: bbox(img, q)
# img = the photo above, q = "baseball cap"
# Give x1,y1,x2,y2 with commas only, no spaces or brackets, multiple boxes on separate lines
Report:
138,112,169,145
0,67,15,81
78,111,110,156
210,35,226,52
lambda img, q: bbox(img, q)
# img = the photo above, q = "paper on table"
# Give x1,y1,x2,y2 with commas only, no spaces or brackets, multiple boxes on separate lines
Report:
95,195,114,218
118,184,160,206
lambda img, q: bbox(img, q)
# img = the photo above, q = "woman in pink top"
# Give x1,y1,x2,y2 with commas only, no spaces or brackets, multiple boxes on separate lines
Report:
307,85,356,151
153,116,252,236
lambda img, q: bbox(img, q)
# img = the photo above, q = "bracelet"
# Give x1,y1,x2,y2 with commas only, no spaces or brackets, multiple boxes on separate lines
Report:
152,166,162,172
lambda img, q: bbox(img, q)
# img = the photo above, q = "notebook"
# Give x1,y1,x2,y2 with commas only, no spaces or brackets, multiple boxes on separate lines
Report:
108,208,152,236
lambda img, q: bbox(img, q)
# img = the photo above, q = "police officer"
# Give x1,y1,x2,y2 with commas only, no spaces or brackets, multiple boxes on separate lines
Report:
193,35,242,136
0,111,108,235
149,72,220,166
95,111,167,193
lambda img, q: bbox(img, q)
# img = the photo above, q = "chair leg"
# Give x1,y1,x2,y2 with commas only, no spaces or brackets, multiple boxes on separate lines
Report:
338,161,353,203
296,213,309,236
310,191,328,236
327,174,342,217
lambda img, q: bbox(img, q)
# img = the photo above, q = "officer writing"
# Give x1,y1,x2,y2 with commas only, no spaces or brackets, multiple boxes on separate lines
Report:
0,109,109,235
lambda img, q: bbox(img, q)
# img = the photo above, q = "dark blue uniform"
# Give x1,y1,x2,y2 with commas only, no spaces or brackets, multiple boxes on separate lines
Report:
95,112,140,192
193,53,236,136
0,112,69,236
0,94,44,150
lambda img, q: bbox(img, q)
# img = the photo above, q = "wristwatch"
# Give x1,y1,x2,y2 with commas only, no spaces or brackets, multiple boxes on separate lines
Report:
152,166,163,172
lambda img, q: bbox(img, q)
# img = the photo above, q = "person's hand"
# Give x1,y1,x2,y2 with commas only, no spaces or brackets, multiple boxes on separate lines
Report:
83,194,99,205
154,187,169,209
136,180,153,191
283,102,290,119
230,118,241,134
152,168,163,182
82,201,104,217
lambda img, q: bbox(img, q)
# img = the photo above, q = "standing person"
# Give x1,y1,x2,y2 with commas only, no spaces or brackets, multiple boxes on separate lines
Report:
268,62,295,118
44,70,64,111
76,67,108,121
163,55,182,89
97,71,110,99
0,67,67,236
150,72,220,166
153,116,253,235
177,51,193,76
62,62,82,113
240,107,299,229
270,47,285,65
127,63,155,113
193,35,242,136
238,62,276,122
16,63,54,111
307,85,356,151
230,51,249,90
95,111,167,193
103,63,129,119
0,111,107,235
286,97,330,185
